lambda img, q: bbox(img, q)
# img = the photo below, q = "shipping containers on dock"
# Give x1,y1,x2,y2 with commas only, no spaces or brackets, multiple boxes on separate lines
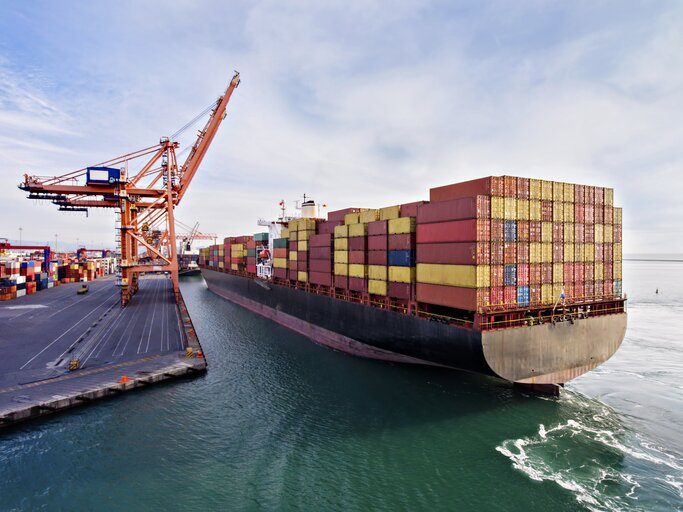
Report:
199,176,623,330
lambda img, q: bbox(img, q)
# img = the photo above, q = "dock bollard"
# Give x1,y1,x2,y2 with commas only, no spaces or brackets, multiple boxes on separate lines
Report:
118,375,129,383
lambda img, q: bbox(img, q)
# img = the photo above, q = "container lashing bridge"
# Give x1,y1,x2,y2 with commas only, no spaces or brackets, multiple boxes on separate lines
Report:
19,72,240,306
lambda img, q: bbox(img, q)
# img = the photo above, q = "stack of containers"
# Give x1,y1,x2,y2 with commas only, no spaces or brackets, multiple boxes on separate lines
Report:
288,220,299,280
388,215,416,301
246,238,257,274
309,230,333,286
272,229,289,280
346,209,375,292
367,215,389,296
296,218,316,283
333,223,349,289
415,193,491,310
230,238,246,272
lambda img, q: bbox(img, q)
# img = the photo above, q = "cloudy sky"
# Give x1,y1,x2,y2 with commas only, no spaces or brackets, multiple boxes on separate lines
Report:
1,1,681,253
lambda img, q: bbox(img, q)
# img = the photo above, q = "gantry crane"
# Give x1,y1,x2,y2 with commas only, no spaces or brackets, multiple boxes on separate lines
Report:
0,239,51,272
174,219,216,255
19,72,240,305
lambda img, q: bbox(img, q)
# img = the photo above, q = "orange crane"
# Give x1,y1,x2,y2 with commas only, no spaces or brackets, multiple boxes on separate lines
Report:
19,71,240,305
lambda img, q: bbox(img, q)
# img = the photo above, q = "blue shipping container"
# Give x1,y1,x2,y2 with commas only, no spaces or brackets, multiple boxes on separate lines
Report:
388,250,415,267
504,220,517,242
613,280,622,296
517,286,530,307
504,264,517,286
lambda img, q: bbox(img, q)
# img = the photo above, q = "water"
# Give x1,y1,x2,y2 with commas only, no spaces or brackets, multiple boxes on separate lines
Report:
1,261,681,511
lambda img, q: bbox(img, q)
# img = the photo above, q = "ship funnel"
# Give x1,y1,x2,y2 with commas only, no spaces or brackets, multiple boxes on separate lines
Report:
301,199,318,219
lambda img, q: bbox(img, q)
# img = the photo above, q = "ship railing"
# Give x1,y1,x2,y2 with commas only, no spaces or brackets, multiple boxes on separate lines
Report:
478,303,625,331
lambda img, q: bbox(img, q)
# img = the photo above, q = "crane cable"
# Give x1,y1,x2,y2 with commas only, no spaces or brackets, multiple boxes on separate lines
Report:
170,100,219,140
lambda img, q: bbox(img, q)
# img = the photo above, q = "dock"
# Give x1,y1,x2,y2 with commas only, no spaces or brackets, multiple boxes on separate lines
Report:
0,274,206,427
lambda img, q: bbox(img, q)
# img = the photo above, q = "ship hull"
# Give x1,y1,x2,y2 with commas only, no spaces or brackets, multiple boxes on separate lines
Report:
201,268,626,388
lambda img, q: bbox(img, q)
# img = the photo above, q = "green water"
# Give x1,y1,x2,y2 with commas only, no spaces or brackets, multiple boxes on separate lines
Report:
1,264,681,511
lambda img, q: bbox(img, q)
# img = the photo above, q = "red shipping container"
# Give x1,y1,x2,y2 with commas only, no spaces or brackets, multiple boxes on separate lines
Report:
309,259,332,273
416,283,488,310
604,262,613,280
417,242,489,265
274,248,287,258
603,279,613,296
309,271,332,287
388,233,415,251
604,243,613,262
368,251,388,265
517,177,530,199
288,260,298,272
310,246,331,259
529,221,542,242
517,242,529,263
574,203,585,223
329,208,363,223
491,242,504,265
541,263,552,283
564,262,574,283
595,243,604,261
530,285,541,304
575,185,585,204
247,264,256,274
491,220,504,241
541,201,553,221
595,204,604,224
388,282,411,300
604,206,613,225
504,286,517,305
504,242,517,264
491,265,504,287
553,242,563,261
584,186,595,204
297,260,308,272
334,275,349,289
273,267,287,279
574,282,585,298
585,204,595,224
416,219,490,243
290,241,298,251
574,262,585,282
504,176,518,198
310,233,332,247
349,251,366,264
595,187,604,205
530,263,541,285
318,221,343,235
400,201,428,217
517,220,530,241
490,286,504,306
368,235,388,251
349,277,367,292
417,196,490,224
429,176,504,202
585,263,595,281
348,237,367,251
368,220,388,236
517,264,529,286
297,252,307,262
553,222,564,242
584,224,595,243
574,223,585,243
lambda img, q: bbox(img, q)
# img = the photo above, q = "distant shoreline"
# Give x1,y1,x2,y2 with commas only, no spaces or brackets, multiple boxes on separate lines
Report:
624,258,683,263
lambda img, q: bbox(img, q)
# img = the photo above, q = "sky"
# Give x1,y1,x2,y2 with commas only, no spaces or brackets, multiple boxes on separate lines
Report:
1,0,681,253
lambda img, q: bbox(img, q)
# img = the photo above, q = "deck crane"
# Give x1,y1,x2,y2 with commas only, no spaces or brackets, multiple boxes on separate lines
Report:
19,71,240,305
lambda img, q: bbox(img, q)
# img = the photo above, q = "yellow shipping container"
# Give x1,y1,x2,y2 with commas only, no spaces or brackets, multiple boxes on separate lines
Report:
530,242,542,263
574,244,584,262
541,180,553,200
585,243,595,262
288,219,299,231
388,217,416,234
289,251,297,260
553,182,564,202
530,179,542,199
604,225,613,243
298,240,308,252
334,263,348,276
541,283,553,303
541,222,553,242
359,209,379,224
552,283,564,301
368,265,387,281
595,262,604,281
231,263,238,271
516,199,530,220
614,208,622,225
344,212,361,225
504,197,517,220
218,262,224,269
281,228,289,238
564,243,575,262
605,188,614,207
541,243,553,263
297,271,308,282
348,223,368,237
349,264,367,278
553,202,564,222
564,223,574,243
298,218,316,231
614,243,622,260
563,202,574,222
273,258,287,268
334,238,348,250
491,196,504,219
390,266,417,284
299,230,314,241
563,183,575,203
334,224,349,238
614,260,622,279
415,264,489,288
334,251,348,264
290,231,298,241
529,200,542,221
594,224,604,244
368,279,388,296
553,263,564,283
379,205,401,220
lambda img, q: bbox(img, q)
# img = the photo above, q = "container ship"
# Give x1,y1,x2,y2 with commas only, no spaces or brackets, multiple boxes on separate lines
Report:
198,176,626,395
